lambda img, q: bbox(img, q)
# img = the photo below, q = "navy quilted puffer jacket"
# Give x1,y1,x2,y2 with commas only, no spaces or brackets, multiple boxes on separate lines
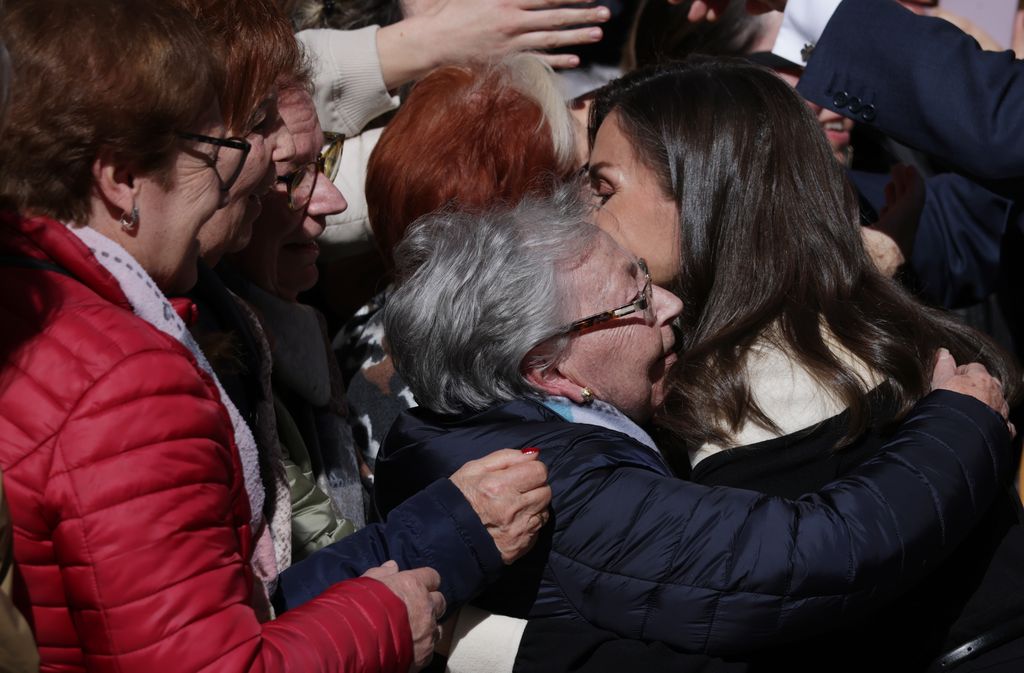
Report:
375,392,1012,655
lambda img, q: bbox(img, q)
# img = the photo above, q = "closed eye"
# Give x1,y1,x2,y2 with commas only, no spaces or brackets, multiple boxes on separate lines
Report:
590,175,614,206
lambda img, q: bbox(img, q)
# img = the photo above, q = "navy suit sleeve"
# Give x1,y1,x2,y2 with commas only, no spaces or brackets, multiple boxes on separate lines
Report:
910,174,1013,307
798,0,1024,181
274,478,503,616
545,391,1011,655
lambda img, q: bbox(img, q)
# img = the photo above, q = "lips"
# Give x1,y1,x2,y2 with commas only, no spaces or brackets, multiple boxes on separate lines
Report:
283,239,319,263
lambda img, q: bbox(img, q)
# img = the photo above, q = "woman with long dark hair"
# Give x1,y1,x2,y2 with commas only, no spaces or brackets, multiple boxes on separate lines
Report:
588,57,1024,671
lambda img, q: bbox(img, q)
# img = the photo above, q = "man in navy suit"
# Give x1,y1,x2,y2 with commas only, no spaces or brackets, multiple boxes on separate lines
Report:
680,0,1024,184
794,0,1024,186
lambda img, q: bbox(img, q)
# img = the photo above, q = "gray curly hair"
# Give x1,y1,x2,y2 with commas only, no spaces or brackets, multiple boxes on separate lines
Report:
385,186,599,414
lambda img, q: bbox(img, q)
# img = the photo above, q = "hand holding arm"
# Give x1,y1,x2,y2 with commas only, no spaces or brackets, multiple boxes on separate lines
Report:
449,448,552,564
362,562,446,672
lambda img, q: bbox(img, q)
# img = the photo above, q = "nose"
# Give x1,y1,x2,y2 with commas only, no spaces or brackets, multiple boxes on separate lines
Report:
653,284,683,325
306,171,348,219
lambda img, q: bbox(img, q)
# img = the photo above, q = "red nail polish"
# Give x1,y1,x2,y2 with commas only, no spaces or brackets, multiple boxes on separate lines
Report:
521,447,540,455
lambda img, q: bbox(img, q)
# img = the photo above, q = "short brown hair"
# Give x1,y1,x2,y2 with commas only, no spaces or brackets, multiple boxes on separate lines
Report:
0,0,217,223
176,0,309,133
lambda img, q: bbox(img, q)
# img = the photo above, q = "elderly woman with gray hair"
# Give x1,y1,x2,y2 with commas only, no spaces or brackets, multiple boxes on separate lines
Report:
374,190,1015,662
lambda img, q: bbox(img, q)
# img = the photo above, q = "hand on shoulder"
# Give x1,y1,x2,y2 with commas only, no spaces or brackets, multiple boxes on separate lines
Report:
931,347,1014,437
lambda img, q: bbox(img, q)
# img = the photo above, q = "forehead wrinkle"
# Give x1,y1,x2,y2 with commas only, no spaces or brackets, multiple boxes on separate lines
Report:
570,235,638,318
278,88,321,169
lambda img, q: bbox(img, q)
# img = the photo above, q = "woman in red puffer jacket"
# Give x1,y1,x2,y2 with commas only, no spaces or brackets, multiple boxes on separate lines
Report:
0,2,549,671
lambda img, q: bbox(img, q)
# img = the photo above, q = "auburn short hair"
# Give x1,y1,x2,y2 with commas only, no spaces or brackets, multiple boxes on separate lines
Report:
366,55,578,266
175,0,309,133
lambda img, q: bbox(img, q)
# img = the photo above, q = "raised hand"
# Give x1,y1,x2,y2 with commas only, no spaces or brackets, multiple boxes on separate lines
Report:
449,448,552,564
397,0,612,70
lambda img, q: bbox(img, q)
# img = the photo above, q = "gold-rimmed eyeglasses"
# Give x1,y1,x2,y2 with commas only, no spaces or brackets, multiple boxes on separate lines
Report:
565,258,653,333
276,131,345,211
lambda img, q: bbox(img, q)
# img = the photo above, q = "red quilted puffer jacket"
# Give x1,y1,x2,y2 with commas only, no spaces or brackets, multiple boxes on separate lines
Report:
0,213,412,673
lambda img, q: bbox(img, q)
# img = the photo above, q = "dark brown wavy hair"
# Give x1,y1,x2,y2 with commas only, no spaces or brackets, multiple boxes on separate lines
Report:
590,57,1019,450
0,0,217,222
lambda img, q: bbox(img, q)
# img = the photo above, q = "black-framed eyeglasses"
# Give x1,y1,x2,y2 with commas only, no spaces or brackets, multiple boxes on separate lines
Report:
276,131,345,211
566,258,653,333
176,131,251,193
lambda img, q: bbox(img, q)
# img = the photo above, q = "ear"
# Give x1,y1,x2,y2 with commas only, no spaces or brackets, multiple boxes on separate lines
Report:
523,359,589,404
91,147,140,220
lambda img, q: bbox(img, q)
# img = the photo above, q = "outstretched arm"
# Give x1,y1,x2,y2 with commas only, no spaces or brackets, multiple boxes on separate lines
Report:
795,0,1024,181
676,0,1024,182
276,449,550,614
299,0,611,134
547,387,1011,654
380,0,612,84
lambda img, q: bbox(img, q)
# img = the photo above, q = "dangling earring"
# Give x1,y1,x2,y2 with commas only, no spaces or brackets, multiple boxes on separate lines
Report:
119,205,139,233
580,387,594,405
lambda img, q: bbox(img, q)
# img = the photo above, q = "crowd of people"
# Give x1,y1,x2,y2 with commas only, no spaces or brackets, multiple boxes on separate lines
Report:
0,1,1021,672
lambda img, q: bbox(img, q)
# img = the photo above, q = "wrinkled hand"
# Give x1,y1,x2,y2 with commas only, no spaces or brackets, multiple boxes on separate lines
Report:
404,0,611,69
671,0,784,22
931,348,1014,437
450,448,552,564
363,561,446,672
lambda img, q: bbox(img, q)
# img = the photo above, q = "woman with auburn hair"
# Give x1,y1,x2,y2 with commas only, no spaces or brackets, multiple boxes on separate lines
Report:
336,53,580,469
366,55,578,263
0,1,551,671
586,58,1024,671
173,0,302,599
177,0,302,266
